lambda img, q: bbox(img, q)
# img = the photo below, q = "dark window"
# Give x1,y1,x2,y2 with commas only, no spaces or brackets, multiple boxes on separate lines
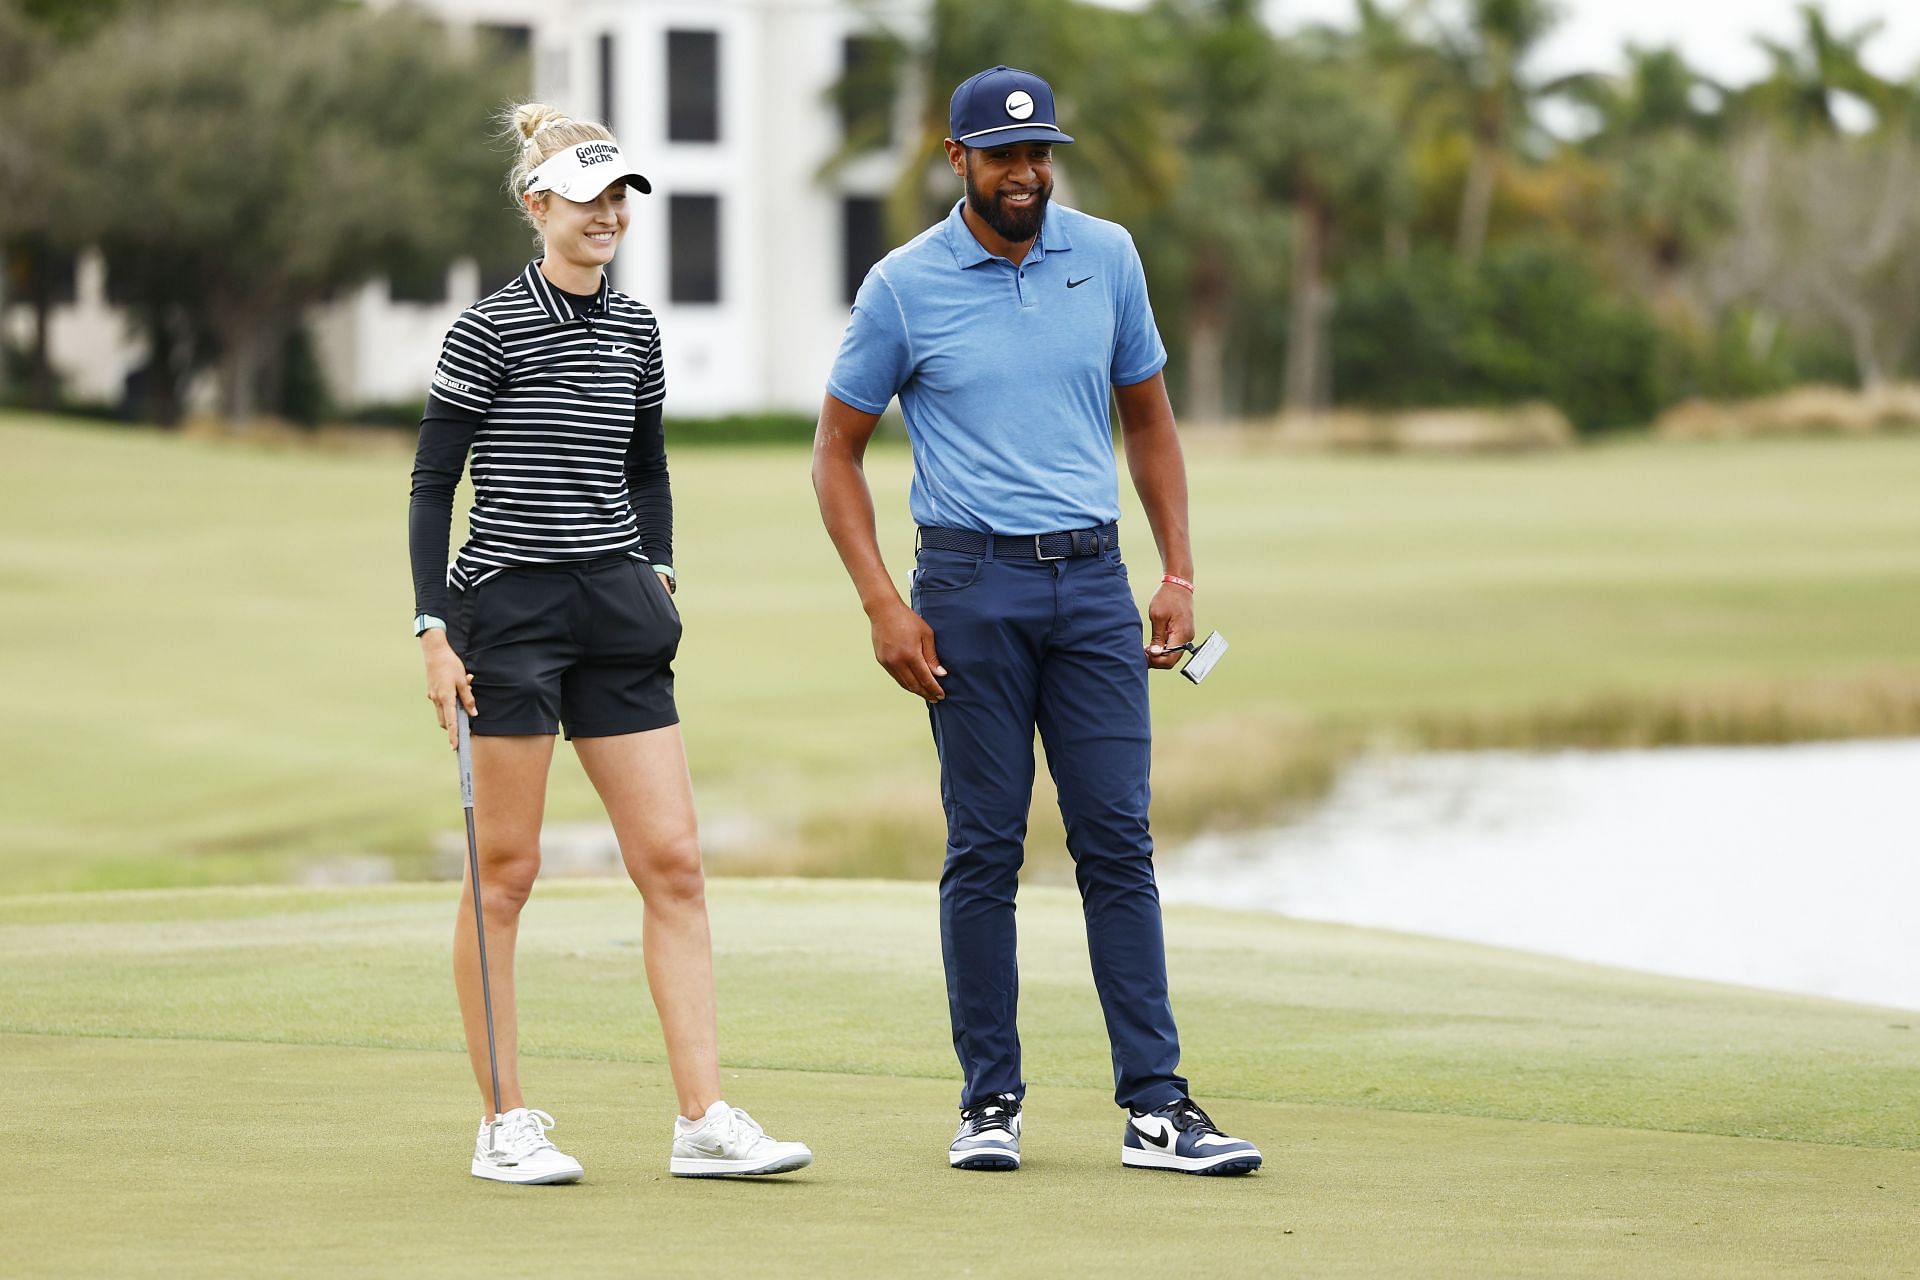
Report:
666,30,720,143
388,257,449,305
103,250,139,305
842,197,885,305
597,33,616,130
474,25,532,101
478,23,532,62
5,243,77,306
103,243,195,306
669,195,721,304
839,35,899,149
478,260,520,298
44,249,78,305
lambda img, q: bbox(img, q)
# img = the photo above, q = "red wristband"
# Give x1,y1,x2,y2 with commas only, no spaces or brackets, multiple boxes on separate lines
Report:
1161,574,1195,592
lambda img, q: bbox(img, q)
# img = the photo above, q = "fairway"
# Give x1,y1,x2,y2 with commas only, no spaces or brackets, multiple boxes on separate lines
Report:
3,415,1919,890
5,880,1916,1277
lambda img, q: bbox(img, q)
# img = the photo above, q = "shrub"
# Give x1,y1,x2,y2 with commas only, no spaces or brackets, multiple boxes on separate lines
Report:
1332,244,1666,433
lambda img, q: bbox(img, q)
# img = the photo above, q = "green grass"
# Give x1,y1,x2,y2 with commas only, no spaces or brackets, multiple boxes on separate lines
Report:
4,880,1917,1276
2,413,1918,890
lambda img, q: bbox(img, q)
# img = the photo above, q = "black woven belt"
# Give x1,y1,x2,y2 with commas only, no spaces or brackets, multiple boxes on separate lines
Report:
916,522,1119,561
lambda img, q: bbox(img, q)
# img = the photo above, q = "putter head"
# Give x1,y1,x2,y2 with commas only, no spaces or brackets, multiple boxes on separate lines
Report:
1179,631,1228,685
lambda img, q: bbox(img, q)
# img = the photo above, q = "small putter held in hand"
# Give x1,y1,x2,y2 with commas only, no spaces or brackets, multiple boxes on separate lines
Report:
1170,631,1228,685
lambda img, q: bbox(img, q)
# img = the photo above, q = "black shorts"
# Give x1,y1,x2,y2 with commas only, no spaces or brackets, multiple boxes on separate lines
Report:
449,555,681,739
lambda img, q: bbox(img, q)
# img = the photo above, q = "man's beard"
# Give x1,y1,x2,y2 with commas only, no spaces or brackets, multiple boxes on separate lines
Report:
965,164,1050,243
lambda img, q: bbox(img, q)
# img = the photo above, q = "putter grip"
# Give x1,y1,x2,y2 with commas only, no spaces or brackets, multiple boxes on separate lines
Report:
456,708,474,809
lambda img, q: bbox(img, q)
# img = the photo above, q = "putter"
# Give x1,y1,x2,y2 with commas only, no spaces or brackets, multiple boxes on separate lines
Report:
1172,631,1229,685
457,707,503,1151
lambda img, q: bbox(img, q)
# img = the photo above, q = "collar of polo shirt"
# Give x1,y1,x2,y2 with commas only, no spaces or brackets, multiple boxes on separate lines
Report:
944,198,1074,269
525,141,653,202
520,260,612,323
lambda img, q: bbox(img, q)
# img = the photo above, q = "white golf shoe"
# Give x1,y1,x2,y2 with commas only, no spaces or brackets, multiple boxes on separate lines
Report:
471,1107,584,1185
669,1101,813,1177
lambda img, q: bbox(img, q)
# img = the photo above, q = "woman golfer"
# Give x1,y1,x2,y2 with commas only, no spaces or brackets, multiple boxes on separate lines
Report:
408,103,811,1184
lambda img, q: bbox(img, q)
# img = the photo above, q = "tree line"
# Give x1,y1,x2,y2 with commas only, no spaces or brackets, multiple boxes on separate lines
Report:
3,0,1916,431
0,0,528,424
848,0,1920,431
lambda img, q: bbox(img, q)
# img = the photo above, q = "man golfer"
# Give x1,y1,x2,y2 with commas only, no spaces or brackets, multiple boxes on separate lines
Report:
812,65,1261,1176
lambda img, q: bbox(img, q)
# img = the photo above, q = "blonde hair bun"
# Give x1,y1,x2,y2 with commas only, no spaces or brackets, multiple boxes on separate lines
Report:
513,103,573,147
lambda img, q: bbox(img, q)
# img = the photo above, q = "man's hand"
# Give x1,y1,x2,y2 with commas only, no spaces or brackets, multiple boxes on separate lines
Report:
1145,582,1194,669
870,598,947,701
421,630,477,748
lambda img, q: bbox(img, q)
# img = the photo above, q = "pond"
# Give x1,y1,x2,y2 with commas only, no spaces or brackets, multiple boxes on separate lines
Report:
1160,738,1920,1010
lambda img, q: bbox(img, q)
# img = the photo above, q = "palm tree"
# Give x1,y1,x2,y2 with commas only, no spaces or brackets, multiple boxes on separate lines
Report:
1262,50,1405,411
825,0,1170,243
1562,46,1732,324
1341,0,1449,260
1434,0,1564,263
1136,2,1403,417
1565,44,1725,142
1742,2,1898,136
1139,0,1285,423
1707,5,1920,388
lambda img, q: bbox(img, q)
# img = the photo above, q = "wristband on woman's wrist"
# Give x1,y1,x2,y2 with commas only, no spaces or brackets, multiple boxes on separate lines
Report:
1161,574,1195,593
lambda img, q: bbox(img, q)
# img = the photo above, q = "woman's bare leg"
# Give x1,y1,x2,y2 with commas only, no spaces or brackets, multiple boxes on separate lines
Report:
573,726,722,1120
454,733,555,1118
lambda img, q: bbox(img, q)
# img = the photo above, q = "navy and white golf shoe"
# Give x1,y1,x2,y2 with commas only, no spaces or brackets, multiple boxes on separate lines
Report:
949,1093,1022,1170
1121,1098,1262,1176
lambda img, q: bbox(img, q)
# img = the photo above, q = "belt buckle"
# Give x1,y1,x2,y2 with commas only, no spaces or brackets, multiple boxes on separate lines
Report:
1034,534,1064,561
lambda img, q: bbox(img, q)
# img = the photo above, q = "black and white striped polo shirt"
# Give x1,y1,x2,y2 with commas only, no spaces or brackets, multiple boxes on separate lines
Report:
428,261,666,589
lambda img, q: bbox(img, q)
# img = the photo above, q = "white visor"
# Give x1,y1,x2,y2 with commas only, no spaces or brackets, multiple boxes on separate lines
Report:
525,141,652,201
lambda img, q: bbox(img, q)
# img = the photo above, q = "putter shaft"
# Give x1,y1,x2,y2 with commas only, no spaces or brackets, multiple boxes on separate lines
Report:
457,709,503,1130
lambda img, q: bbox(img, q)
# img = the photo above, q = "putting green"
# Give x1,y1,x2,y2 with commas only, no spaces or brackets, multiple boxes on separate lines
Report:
5,880,1916,1276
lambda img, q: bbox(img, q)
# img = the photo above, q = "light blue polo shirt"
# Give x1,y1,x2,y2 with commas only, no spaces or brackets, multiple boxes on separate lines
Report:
827,200,1168,535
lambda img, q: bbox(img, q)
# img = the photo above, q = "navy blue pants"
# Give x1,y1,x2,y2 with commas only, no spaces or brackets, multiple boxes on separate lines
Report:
912,533,1188,1112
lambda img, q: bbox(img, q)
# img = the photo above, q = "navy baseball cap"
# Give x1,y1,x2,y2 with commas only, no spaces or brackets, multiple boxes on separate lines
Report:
948,65,1075,148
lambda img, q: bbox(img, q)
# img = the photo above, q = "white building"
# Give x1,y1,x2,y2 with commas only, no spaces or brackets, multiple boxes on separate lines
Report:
7,0,929,418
